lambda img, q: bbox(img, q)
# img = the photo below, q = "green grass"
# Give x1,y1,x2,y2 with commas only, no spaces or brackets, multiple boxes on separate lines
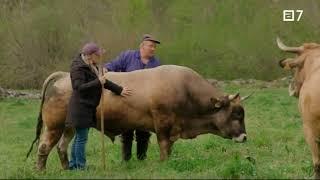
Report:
0,85,313,178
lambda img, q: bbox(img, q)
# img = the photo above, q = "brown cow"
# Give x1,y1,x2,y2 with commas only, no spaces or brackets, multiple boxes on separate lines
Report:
277,37,320,178
26,65,248,170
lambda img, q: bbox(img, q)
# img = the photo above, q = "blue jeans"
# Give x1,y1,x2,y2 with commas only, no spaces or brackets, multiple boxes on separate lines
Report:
69,128,89,170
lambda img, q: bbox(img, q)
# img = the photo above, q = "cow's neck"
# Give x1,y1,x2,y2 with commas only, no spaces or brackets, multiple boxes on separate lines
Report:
181,114,219,139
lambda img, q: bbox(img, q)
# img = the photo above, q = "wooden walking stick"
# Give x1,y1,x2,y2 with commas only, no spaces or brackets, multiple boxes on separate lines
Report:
99,65,106,170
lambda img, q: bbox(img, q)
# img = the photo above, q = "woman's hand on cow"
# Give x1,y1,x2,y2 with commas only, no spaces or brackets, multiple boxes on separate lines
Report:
103,67,108,74
121,87,133,97
99,74,108,85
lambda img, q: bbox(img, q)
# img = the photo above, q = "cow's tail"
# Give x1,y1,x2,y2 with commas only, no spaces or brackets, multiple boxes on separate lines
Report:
25,72,65,159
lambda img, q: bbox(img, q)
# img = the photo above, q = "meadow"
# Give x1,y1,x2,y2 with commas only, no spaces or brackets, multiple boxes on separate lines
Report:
0,84,312,179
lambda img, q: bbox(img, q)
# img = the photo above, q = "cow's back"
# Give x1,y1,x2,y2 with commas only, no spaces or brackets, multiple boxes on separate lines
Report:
104,65,222,111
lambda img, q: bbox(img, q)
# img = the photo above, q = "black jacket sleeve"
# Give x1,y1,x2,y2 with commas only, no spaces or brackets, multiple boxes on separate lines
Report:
71,67,101,92
104,79,123,95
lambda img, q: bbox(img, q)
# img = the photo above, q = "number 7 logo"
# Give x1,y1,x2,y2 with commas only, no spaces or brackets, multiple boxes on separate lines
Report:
283,10,303,22
296,10,303,21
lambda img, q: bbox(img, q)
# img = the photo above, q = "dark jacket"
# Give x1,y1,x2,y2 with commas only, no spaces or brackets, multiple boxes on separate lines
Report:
66,54,123,128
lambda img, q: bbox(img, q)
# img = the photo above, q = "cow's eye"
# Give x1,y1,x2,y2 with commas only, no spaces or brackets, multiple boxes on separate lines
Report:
231,107,244,119
212,106,222,113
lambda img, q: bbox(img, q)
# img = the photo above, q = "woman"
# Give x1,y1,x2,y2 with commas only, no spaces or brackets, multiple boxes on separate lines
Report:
67,42,132,170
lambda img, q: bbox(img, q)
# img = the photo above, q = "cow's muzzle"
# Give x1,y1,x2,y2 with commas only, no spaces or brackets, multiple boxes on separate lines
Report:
232,133,247,143
288,82,295,96
288,81,300,97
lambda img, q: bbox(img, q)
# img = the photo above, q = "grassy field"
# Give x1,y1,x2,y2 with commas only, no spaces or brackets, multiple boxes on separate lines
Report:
0,85,313,179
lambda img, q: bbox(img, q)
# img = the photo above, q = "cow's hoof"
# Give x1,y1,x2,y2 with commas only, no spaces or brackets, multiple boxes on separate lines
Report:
36,155,48,171
159,157,168,162
314,164,320,179
36,165,46,171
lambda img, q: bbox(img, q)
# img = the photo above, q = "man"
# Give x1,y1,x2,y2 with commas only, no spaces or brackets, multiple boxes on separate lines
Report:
104,34,161,161
67,42,132,170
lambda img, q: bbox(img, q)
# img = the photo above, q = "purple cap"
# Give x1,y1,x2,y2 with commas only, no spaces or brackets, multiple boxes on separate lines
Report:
142,34,160,44
81,42,105,56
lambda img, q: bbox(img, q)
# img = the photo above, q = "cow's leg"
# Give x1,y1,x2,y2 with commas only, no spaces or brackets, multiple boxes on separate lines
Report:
57,127,74,170
303,122,320,179
121,130,134,161
151,107,178,161
167,140,174,156
136,130,151,160
37,127,63,170
156,134,174,161
152,112,176,160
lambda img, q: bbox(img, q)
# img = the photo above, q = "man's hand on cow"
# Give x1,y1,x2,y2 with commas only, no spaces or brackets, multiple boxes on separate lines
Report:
121,87,133,97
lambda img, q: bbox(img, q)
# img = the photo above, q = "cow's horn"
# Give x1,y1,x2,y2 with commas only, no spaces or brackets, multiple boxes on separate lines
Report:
276,37,304,53
228,93,240,101
240,92,254,101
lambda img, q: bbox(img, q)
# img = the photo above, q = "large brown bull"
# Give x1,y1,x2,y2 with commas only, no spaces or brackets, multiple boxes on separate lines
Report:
26,65,248,170
277,37,320,178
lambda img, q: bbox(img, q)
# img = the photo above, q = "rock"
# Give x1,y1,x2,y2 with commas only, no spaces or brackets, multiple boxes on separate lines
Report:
247,79,256,84
0,87,40,99
207,79,219,86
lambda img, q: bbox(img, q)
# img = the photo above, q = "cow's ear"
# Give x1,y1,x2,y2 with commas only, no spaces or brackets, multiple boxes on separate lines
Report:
210,97,222,108
279,57,305,70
